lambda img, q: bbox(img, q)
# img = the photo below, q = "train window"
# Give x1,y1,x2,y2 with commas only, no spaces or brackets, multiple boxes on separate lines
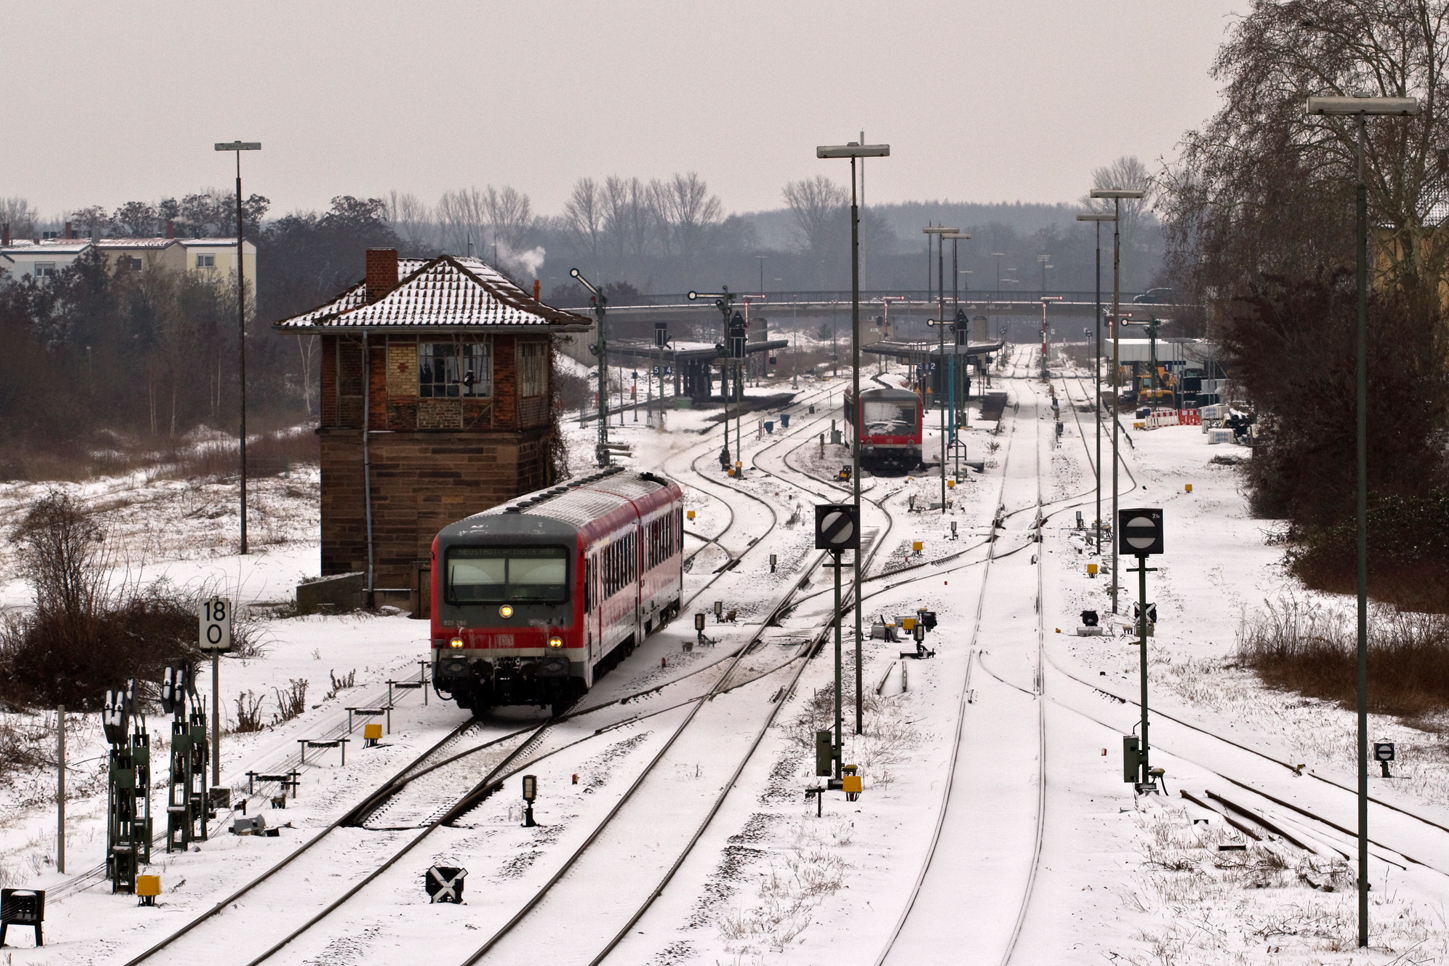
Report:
863,400,917,434
446,545,568,603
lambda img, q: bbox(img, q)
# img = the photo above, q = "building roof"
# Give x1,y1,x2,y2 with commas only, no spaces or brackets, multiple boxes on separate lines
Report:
274,254,592,333
0,242,91,256
178,238,257,251
94,238,179,250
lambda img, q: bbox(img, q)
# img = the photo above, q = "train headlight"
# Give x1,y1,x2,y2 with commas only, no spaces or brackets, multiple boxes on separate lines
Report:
449,636,465,649
499,604,514,618
548,635,564,649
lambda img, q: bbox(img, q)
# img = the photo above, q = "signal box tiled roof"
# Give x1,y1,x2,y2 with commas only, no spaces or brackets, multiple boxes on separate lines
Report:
274,254,591,333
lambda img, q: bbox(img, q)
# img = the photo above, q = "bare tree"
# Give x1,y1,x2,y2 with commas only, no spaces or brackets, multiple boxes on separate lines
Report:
603,176,653,258
650,172,721,274
0,196,39,238
783,175,849,285
1082,156,1154,240
436,187,488,255
562,178,605,259
484,185,534,253
386,190,436,253
1157,0,1449,305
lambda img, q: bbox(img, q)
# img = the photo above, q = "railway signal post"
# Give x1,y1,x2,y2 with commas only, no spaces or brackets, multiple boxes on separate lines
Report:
570,269,611,467
1119,508,1163,791
816,504,859,779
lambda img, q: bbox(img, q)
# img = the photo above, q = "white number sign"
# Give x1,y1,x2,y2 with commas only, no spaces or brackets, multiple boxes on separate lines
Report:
199,597,232,652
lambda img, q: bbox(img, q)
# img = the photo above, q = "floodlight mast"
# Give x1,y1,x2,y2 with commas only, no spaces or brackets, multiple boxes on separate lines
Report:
1304,92,1419,950
818,139,891,739
1077,211,1115,557
1089,187,1145,616
571,268,611,466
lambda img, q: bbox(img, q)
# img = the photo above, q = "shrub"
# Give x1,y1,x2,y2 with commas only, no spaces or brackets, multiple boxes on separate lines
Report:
0,491,214,709
1238,595,1449,716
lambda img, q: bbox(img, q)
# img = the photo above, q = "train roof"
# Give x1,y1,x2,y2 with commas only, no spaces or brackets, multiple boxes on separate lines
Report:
854,386,922,401
440,466,680,540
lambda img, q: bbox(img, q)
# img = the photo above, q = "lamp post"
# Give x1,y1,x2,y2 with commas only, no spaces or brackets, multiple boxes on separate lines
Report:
1077,212,1115,555
756,255,767,295
214,141,260,555
944,233,971,477
570,269,611,466
1305,93,1418,950
1090,188,1145,616
924,226,959,515
818,140,891,738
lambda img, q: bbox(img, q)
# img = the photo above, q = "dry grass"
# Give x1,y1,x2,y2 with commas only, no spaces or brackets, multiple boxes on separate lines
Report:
271,679,309,724
157,429,319,482
1237,594,1449,717
234,691,265,732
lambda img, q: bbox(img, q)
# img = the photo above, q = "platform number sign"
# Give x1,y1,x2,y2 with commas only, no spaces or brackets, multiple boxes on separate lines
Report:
1117,508,1164,557
199,597,232,652
815,504,860,552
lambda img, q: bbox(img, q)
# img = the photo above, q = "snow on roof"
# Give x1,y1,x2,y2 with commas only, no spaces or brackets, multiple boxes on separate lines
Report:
274,255,590,332
0,242,90,255
94,238,178,249
178,238,257,250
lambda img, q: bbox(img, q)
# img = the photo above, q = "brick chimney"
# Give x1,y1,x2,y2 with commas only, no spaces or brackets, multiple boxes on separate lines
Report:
165,219,175,239
63,221,73,240
366,248,399,302
1,224,9,248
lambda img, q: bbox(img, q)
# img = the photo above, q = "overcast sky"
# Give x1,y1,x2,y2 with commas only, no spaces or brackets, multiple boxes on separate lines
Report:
6,1,1247,219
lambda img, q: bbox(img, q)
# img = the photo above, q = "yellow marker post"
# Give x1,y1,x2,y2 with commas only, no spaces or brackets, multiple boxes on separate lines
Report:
687,510,696,521
1185,484,1193,494
1087,563,1099,576
912,540,923,553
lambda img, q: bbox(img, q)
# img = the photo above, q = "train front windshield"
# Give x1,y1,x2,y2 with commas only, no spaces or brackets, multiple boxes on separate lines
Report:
863,401,917,435
447,546,570,603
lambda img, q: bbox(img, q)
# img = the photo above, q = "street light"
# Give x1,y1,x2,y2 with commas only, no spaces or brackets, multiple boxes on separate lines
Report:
924,226,960,516
1090,187,1145,617
1078,211,1116,557
756,254,767,294
215,141,260,557
1305,92,1418,950
818,139,890,748
944,233,971,484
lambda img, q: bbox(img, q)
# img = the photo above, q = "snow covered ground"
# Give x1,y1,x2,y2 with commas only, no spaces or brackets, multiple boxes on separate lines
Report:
1,353,1446,965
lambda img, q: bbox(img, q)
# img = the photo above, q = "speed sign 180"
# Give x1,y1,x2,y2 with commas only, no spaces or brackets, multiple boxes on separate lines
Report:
199,597,233,652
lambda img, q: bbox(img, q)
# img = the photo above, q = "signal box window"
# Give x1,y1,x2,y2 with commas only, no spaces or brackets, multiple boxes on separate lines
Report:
421,342,491,398
518,341,546,397
196,254,215,268
447,546,568,603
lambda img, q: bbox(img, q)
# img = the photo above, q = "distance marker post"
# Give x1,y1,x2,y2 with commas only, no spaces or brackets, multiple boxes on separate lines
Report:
199,597,233,789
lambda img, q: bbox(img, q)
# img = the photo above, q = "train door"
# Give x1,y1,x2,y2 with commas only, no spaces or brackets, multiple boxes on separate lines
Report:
633,527,644,643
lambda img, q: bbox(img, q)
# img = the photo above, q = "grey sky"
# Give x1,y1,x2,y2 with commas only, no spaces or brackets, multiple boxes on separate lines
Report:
6,1,1246,219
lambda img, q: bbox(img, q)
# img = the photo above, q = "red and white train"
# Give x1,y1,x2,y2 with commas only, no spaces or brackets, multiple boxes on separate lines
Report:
429,467,684,716
845,386,924,469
